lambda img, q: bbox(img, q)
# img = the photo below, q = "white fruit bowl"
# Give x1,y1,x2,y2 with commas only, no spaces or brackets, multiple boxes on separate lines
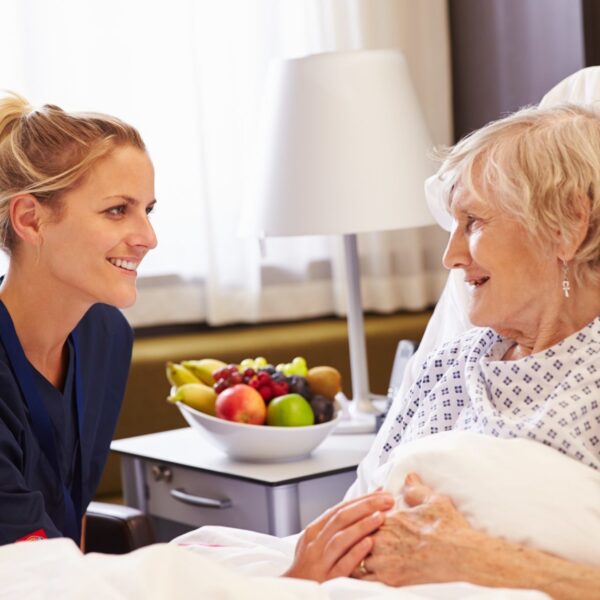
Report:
176,401,341,462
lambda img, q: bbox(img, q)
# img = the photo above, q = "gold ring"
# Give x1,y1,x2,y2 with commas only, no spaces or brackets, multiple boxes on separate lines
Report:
358,558,369,576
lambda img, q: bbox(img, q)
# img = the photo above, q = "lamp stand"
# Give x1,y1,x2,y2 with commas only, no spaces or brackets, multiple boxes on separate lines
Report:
333,233,381,434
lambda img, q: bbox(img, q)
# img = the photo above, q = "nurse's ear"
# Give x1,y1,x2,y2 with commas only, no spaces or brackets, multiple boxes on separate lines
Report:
9,194,47,246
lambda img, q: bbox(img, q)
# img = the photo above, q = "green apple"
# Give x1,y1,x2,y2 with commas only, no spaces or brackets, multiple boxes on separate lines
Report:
267,393,315,427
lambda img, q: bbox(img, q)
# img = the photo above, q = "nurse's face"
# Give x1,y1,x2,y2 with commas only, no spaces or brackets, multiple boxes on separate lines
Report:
39,145,157,309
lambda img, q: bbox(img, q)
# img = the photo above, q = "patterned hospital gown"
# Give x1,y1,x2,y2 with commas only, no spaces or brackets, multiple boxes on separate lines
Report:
381,317,600,470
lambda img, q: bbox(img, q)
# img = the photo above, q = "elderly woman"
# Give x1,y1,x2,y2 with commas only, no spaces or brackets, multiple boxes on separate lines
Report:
283,104,600,595
379,103,600,470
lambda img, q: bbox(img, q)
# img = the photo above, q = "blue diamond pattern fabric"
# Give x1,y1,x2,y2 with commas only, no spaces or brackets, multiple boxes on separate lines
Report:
380,317,600,470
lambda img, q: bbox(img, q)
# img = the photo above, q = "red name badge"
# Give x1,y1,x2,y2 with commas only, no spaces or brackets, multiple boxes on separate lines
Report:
17,529,48,542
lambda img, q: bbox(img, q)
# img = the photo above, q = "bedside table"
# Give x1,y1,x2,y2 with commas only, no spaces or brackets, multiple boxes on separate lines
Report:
111,428,375,542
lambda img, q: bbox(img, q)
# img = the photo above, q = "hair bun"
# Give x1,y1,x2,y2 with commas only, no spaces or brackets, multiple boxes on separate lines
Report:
0,91,33,141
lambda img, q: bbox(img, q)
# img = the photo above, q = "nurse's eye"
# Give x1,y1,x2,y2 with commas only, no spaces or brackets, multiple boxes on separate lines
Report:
106,204,127,217
146,202,156,216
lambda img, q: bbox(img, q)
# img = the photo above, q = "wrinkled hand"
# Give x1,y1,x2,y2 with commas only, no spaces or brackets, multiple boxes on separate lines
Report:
283,489,394,582
355,473,482,586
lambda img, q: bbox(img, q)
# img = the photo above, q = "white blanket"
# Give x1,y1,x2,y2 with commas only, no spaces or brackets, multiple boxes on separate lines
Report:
170,431,600,598
3,432,597,599
369,431,600,567
0,537,546,600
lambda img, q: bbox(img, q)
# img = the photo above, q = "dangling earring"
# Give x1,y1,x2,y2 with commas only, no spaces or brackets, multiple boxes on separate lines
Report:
562,259,571,299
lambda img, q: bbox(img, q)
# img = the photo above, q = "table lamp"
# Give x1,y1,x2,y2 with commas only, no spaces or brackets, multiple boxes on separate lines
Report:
240,49,435,433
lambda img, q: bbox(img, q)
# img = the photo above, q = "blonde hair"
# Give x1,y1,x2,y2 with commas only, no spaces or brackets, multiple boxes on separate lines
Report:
0,91,145,254
436,104,600,286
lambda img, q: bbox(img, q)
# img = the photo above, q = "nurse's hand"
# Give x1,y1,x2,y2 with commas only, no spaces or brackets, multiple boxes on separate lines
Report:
283,489,394,582
354,473,477,586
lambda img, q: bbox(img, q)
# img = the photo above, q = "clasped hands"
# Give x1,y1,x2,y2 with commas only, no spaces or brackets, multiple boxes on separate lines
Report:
284,473,478,585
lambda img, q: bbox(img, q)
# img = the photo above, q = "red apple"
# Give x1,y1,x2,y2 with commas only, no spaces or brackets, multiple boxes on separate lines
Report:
215,383,267,424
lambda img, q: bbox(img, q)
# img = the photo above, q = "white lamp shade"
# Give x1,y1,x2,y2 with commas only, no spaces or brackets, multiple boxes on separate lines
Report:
240,49,436,237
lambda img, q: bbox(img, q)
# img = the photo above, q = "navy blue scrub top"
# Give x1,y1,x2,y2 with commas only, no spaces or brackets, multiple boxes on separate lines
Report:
0,302,132,544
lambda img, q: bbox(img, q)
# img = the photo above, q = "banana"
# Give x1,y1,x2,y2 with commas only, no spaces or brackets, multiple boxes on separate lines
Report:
166,362,200,388
181,358,226,385
168,382,217,416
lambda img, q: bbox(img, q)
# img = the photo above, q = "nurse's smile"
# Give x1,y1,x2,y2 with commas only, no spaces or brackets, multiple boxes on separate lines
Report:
107,258,141,274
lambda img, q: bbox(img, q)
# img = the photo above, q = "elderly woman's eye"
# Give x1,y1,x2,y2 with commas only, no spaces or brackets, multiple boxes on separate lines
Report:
465,216,477,230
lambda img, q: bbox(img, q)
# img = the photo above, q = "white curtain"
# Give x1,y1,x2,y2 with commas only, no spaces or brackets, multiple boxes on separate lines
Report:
0,0,452,326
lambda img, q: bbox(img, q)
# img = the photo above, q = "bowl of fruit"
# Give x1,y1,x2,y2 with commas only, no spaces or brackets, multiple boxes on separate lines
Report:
166,356,343,462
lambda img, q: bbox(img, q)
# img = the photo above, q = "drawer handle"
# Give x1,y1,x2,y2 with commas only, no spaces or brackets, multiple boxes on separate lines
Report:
170,488,232,509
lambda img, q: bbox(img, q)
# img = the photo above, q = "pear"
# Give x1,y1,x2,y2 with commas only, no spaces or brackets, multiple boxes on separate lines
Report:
181,358,227,386
166,362,200,388
168,382,217,416
306,366,342,400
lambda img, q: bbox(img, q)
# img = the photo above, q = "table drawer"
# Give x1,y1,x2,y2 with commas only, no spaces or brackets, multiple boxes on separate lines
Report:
144,462,272,533
297,471,356,527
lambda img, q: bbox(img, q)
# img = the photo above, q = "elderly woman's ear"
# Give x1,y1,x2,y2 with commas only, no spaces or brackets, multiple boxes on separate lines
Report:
556,190,592,262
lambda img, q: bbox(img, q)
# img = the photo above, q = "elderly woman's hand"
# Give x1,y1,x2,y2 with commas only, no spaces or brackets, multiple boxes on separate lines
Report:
354,473,483,586
354,474,600,599
283,489,394,582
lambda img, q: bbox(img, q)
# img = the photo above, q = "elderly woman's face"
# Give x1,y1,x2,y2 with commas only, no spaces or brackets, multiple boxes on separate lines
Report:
443,186,561,335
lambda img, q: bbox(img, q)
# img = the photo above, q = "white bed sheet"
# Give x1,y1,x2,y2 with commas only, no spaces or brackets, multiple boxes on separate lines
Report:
0,537,547,600
4,432,595,598
167,431,600,599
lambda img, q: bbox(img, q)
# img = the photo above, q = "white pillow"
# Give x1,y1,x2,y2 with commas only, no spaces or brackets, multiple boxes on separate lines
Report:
369,431,600,566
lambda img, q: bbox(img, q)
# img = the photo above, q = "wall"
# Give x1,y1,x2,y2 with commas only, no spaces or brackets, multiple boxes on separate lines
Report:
450,0,585,140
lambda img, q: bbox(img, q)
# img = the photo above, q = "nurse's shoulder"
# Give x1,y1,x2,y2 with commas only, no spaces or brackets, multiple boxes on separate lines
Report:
78,303,133,365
